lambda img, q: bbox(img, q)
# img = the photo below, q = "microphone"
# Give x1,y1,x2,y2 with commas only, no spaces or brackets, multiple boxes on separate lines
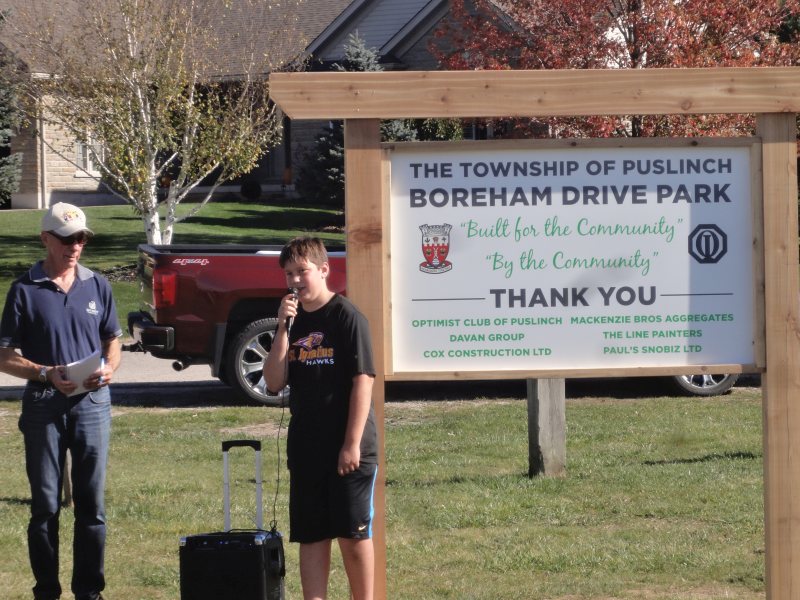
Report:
286,287,299,334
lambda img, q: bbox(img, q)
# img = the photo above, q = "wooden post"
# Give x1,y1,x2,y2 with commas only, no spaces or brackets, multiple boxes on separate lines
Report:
757,113,800,600
343,118,387,600
268,68,800,599
526,379,566,477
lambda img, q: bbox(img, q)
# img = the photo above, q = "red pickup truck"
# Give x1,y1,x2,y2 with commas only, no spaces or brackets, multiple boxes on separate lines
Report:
127,244,739,405
127,244,346,405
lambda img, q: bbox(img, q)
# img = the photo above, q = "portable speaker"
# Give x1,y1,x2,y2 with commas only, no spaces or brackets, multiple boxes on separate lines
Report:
179,440,286,600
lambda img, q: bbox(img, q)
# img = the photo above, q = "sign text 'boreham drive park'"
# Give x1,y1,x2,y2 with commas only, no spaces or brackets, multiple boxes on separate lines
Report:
388,141,757,374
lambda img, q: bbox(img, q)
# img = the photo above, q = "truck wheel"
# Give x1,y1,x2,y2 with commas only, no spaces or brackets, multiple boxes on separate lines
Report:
225,318,287,406
670,373,739,396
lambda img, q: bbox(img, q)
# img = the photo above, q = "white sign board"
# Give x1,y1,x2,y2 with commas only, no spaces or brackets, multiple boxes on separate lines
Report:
389,140,757,374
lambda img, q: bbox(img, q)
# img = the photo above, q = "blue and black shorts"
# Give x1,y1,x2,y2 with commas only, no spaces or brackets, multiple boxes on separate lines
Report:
289,461,378,544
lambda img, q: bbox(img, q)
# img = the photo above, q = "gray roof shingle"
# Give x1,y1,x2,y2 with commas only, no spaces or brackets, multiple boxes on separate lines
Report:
0,0,355,76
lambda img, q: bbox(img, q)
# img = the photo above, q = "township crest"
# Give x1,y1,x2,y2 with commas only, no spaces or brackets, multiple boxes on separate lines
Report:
419,223,452,274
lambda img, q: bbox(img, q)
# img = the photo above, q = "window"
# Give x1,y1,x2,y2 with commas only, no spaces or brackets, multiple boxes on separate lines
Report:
75,139,104,177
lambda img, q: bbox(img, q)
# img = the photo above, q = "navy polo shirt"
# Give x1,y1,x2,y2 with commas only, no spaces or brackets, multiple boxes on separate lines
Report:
0,261,122,367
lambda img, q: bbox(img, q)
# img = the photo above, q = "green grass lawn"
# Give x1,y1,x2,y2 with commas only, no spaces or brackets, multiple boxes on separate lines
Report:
0,202,766,599
0,387,764,599
0,201,345,320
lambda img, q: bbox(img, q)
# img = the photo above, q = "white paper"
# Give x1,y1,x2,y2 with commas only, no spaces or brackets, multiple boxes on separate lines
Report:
64,350,103,397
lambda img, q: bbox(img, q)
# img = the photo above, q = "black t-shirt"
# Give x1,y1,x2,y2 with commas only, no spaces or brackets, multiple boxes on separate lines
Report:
286,294,377,471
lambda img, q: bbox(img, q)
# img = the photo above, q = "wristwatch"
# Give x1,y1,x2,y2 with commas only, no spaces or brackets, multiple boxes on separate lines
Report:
38,366,48,384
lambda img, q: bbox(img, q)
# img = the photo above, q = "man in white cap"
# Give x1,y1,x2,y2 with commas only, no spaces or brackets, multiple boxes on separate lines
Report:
0,202,121,600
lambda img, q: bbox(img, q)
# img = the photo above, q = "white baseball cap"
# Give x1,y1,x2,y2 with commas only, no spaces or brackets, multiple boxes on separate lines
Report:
41,202,94,237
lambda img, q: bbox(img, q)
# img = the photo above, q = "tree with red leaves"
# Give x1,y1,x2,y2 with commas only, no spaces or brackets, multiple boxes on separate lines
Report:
433,0,800,138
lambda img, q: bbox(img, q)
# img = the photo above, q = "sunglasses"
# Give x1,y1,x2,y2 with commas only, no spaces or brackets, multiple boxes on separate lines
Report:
48,231,91,246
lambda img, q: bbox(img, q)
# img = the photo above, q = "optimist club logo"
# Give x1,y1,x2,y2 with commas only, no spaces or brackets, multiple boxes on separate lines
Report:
419,223,453,274
688,224,728,264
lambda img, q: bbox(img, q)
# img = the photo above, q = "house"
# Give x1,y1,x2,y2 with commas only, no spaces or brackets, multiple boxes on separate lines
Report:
280,0,453,196
1,0,455,209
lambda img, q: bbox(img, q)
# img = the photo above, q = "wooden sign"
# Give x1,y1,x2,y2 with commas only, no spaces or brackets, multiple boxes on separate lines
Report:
386,138,762,379
269,68,800,600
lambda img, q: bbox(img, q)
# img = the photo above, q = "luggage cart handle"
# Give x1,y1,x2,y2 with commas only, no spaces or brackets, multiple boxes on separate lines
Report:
222,439,263,531
222,439,262,452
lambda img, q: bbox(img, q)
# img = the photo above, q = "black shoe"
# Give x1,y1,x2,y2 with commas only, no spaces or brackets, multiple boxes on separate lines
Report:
76,595,104,600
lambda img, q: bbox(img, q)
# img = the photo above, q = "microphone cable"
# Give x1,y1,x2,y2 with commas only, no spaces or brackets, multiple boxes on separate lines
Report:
269,288,297,533
270,401,285,533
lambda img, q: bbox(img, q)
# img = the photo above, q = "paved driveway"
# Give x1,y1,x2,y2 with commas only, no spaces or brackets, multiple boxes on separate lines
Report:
0,350,232,405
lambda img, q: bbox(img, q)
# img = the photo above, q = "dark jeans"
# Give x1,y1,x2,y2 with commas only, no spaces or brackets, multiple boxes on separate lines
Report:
19,384,111,600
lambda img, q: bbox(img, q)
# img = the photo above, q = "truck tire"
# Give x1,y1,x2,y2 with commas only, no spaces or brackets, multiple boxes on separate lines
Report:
670,373,739,397
224,318,287,406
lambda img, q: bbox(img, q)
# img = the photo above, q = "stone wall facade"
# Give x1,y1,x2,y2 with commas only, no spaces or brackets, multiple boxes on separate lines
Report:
11,122,41,208
10,114,117,209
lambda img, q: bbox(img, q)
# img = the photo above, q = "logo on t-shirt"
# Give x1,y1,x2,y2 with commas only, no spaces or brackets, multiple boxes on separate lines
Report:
290,331,334,366
86,300,99,316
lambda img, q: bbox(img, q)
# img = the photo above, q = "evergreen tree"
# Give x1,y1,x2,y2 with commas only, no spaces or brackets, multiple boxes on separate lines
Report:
296,33,461,207
296,121,345,207
334,33,418,143
412,118,465,142
0,17,21,208
334,32,382,73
